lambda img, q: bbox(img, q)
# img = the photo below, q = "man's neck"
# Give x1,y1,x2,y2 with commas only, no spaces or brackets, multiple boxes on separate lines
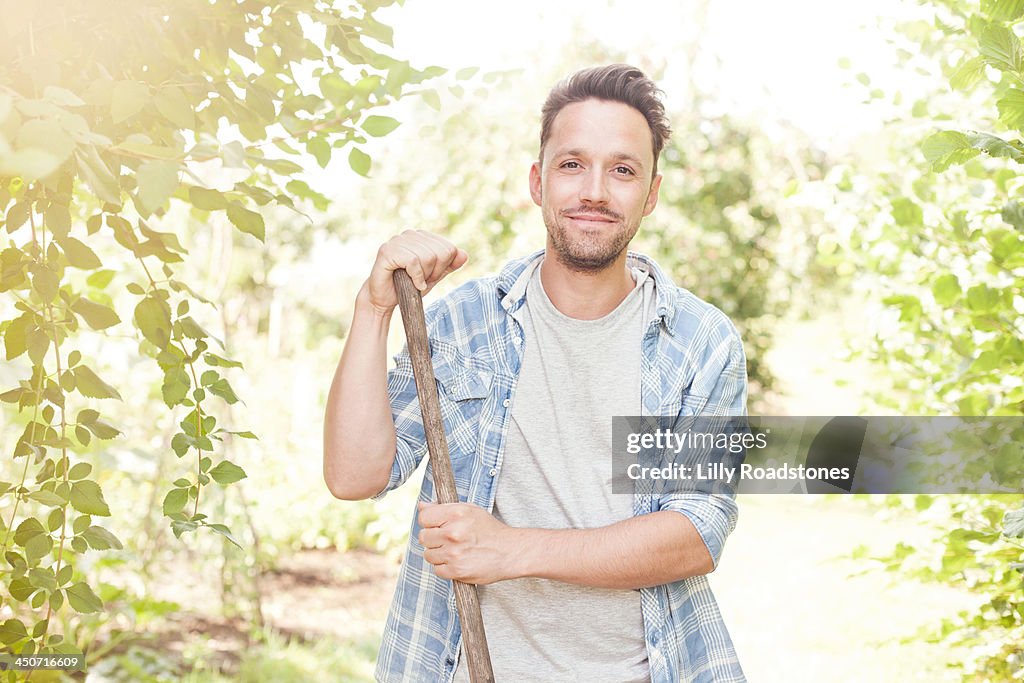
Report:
539,252,636,320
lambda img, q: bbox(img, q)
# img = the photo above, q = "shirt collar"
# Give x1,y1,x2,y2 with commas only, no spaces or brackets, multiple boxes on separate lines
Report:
496,249,679,330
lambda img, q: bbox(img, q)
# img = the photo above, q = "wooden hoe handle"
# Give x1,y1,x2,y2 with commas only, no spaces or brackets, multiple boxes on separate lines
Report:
392,269,495,683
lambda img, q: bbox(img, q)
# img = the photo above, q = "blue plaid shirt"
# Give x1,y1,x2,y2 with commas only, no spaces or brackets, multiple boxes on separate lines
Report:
374,250,747,682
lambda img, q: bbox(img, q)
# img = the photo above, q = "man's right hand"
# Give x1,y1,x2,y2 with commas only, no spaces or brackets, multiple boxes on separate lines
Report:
363,230,468,315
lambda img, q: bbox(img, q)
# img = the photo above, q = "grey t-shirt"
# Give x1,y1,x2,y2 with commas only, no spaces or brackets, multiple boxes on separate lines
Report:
454,259,656,682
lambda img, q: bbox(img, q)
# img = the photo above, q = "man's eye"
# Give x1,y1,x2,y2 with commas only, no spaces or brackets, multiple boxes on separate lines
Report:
614,166,634,175
561,161,580,169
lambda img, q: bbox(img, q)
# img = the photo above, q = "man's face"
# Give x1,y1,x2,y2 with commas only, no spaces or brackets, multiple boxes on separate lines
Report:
530,98,662,273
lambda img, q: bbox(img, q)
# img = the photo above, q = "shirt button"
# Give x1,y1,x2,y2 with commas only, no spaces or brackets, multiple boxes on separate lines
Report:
513,336,522,345
489,468,497,476
502,398,511,408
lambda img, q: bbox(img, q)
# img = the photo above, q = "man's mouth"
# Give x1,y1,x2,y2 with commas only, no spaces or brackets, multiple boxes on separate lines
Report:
564,213,617,225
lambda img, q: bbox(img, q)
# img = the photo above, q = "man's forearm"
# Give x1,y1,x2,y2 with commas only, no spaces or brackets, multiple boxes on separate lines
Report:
322,285,398,500
506,511,713,589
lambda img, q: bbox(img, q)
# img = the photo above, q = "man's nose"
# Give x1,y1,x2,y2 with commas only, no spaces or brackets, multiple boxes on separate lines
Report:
579,169,609,204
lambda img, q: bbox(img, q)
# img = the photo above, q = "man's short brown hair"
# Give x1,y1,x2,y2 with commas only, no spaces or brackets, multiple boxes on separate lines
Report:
539,64,672,175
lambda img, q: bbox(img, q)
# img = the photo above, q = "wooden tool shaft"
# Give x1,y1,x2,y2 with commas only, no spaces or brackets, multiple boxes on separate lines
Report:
392,269,495,683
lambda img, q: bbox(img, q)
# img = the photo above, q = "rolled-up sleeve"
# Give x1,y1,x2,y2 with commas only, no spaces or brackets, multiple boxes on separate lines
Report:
659,330,747,568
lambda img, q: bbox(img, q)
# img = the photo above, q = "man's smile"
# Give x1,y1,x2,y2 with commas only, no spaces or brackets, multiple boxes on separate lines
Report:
563,211,619,227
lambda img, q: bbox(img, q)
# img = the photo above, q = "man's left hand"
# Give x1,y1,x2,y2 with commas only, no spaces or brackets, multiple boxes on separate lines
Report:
417,501,520,585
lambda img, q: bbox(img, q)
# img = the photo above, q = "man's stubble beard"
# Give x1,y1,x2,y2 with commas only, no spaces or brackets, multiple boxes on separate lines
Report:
543,207,641,274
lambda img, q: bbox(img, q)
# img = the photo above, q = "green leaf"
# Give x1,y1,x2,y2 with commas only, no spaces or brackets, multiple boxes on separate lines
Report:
891,198,923,226
0,148,63,180
9,577,34,601
319,74,352,106
307,136,331,168
77,409,99,424
86,419,121,440
997,88,1024,131
205,353,243,368
154,86,194,128
74,365,122,400
171,433,191,457
922,131,981,171
60,236,102,269
69,480,111,516
25,534,52,562
226,202,265,241
362,115,401,137
981,24,1024,73
0,619,28,645
27,489,66,506
209,379,239,404
136,160,180,213
33,266,60,302
971,350,1000,373
162,366,190,407
1002,200,1024,229
74,147,121,205
969,131,1024,162
6,201,31,231
163,488,188,515
14,518,46,546
209,460,247,485
420,89,441,111
43,85,86,107
111,81,149,123
27,327,50,365
29,567,57,592
189,186,228,211
949,56,988,91
932,274,960,306
966,284,1001,311
66,581,103,613
45,203,71,238
134,295,172,348
68,462,92,480
4,313,30,360
15,118,76,166
82,525,123,550
267,158,305,175
983,0,1024,21
87,269,115,289
207,523,242,549
171,519,199,538
348,147,371,177
72,297,120,330
1004,505,1024,537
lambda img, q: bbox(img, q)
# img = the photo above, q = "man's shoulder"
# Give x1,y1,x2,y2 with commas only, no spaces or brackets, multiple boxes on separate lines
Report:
664,283,740,341
633,252,741,345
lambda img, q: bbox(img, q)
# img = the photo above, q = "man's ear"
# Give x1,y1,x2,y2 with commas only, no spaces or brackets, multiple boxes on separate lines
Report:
529,161,543,207
643,173,663,216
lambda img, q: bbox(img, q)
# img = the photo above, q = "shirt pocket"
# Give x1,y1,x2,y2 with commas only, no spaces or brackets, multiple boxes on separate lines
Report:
678,391,709,416
430,340,494,457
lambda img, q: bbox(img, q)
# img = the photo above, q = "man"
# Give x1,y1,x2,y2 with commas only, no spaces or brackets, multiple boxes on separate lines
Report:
323,64,748,682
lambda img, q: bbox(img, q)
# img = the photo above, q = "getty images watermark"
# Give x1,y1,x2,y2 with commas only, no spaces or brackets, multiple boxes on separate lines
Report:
610,416,1024,495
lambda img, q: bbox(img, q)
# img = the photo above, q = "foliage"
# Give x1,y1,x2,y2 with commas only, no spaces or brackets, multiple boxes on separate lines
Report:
0,0,439,666
837,0,1024,677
